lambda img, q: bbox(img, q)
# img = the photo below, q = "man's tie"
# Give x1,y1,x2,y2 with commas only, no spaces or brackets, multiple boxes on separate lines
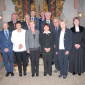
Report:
5,31,9,39
55,27,58,32
31,17,34,21
13,21,16,28
28,23,30,30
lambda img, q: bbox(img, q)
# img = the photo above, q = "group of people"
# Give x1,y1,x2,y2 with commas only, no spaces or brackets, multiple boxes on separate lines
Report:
0,10,85,79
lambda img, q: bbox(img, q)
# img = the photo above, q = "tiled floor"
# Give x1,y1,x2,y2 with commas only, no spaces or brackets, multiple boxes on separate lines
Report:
0,58,85,85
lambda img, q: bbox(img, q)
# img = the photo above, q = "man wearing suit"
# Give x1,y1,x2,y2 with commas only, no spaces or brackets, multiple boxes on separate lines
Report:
8,13,18,65
0,22,14,77
22,14,30,30
53,17,60,73
22,14,30,66
8,13,18,31
56,20,72,79
41,12,55,33
30,10,39,30
39,11,45,32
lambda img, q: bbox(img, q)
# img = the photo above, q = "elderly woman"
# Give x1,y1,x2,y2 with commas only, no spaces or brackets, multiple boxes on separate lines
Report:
11,21,27,77
56,20,72,79
25,20,40,77
40,23,55,76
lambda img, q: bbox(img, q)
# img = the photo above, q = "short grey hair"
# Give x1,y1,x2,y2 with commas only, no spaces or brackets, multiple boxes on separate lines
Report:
45,12,51,16
53,17,60,21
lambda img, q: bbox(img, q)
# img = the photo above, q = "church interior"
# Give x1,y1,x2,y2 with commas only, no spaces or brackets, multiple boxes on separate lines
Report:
0,0,85,85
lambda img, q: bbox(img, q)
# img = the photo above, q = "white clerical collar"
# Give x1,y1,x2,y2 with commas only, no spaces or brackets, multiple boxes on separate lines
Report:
75,26,80,32
43,31,51,34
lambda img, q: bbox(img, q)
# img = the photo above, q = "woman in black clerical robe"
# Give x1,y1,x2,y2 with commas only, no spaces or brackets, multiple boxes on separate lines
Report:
69,17,84,75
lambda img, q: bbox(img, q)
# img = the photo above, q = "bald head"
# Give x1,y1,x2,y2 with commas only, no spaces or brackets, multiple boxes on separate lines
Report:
2,22,9,30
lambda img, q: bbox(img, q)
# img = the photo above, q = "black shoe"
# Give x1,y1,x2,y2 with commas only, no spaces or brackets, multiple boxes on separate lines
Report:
32,74,35,77
19,74,22,77
78,73,81,76
73,72,75,75
63,75,67,79
36,74,39,76
11,72,14,76
24,73,27,76
5,72,10,77
49,74,52,76
51,62,54,65
44,74,47,76
58,74,62,77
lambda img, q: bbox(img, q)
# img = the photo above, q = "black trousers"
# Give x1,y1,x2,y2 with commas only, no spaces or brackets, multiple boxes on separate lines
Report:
54,53,59,70
15,51,27,74
13,52,17,64
43,54,52,75
30,50,40,75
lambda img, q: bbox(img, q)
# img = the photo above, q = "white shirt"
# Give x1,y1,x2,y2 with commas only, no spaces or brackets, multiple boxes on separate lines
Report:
11,29,26,52
31,17,34,20
75,26,80,32
59,31,65,50
46,20,50,24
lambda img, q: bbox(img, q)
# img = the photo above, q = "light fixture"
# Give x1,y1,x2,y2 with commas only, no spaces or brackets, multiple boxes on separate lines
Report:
0,15,3,20
78,12,82,18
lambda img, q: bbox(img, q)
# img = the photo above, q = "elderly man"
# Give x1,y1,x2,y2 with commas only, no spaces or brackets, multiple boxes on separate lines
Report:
41,12,55,33
30,10,39,30
53,17,60,73
39,11,45,32
0,22,14,77
8,13,18,31
22,14,30,30
8,13,18,65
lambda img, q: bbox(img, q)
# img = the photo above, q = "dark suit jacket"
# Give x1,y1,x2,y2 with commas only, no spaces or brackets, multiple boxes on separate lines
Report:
54,26,61,45
41,20,55,33
30,17,39,30
40,32,55,55
56,28,73,52
8,21,16,31
0,30,13,53
39,18,45,32
22,21,29,30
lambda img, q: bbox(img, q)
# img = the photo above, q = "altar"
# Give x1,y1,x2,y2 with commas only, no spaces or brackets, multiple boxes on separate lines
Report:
11,0,65,21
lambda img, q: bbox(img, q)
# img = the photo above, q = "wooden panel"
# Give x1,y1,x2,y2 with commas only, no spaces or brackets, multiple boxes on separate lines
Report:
74,0,78,9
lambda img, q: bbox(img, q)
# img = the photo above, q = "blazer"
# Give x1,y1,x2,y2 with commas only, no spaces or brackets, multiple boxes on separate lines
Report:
41,19,55,33
54,25,61,45
30,17,39,30
56,28,73,52
25,29,40,51
22,21,29,30
39,18,45,32
8,21,16,31
40,32,55,55
0,30,13,53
